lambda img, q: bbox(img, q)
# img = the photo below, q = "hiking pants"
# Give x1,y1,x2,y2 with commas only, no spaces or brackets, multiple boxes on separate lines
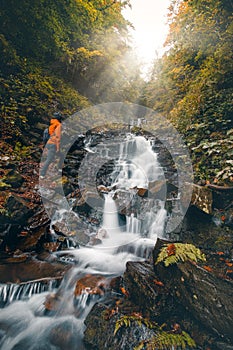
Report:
40,144,56,176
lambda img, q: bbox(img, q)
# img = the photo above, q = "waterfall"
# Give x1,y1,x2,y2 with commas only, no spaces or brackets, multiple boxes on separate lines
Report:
101,194,120,236
0,279,60,307
113,136,163,189
126,213,141,234
0,134,169,350
110,135,166,239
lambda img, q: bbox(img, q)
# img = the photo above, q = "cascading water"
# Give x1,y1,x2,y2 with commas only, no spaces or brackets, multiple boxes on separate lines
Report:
0,134,168,350
110,135,167,239
102,194,119,235
0,279,59,307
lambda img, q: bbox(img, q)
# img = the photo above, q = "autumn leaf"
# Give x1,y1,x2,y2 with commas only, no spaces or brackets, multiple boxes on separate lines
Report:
203,265,212,272
153,279,164,287
167,243,176,256
120,287,129,297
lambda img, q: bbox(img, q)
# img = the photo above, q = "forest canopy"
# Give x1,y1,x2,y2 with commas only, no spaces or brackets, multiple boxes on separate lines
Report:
0,0,142,139
143,0,233,184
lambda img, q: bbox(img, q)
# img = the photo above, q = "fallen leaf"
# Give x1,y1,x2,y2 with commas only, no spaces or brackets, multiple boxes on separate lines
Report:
216,251,224,255
167,243,176,256
120,287,129,297
153,279,164,287
203,265,212,272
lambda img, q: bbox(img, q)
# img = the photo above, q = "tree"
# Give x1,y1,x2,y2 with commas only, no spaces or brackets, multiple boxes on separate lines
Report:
143,0,233,183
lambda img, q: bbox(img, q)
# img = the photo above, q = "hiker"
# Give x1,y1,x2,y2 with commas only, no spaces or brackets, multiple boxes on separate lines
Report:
40,112,62,179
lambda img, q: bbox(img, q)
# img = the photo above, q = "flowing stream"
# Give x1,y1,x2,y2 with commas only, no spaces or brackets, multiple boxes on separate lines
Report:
0,135,168,349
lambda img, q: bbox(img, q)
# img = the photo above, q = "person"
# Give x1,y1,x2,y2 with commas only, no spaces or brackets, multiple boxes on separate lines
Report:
40,112,62,179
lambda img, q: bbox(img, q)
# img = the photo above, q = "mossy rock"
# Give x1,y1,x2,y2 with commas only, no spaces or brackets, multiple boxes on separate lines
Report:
4,171,24,188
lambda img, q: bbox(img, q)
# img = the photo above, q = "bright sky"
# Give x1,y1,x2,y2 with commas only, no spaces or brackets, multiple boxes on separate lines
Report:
122,0,171,74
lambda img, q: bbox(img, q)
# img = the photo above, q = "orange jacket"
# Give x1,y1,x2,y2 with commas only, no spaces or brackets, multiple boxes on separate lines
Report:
47,118,61,152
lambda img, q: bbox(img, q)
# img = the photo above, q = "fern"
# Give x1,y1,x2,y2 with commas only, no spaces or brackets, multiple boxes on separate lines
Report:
156,243,206,267
114,315,158,336
136,331,196,350
114,315,196,350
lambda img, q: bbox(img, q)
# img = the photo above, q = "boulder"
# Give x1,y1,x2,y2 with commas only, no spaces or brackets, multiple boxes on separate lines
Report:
48,319,83,349
161,261,233,343
181,183,213,214
84,303,156,350
0,255,71,283
0,204,48,252
74,274,108,297
123,260,174,321
152,239,233,343
4,194,33,224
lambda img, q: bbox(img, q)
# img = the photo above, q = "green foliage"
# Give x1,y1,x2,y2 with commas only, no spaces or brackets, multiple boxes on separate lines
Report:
155,243,206,267
114,315,156,336
0,0,143,157
114,314,196,350
136,331,196,350
144,0,233,184
0,62,90,147
12,142,32,161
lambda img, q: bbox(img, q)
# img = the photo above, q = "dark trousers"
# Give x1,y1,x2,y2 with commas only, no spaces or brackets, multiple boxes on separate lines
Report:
40,144,56,176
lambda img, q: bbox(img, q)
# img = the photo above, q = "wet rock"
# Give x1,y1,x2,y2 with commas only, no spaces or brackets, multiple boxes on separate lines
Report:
4,251,28,263
43,242,60,252
164,260,233,342
84,303,156,350
74,274,108,297
181,183,213,214
88,236,102,246
44,274,109,314
4,171,24,188
0,208,51,253
97,185,110,193
3,194,33,224
123,260,172,320
177,205,233,252
0,255,71,283
148,179,167,195
136,187,148,197
207,184,233,209
83,191,103,209
62,176,74,196
16,226,47,252
48,319,82,349
26,208,50,230
113,190,134,215
152,239,233,343
44,292,62,312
